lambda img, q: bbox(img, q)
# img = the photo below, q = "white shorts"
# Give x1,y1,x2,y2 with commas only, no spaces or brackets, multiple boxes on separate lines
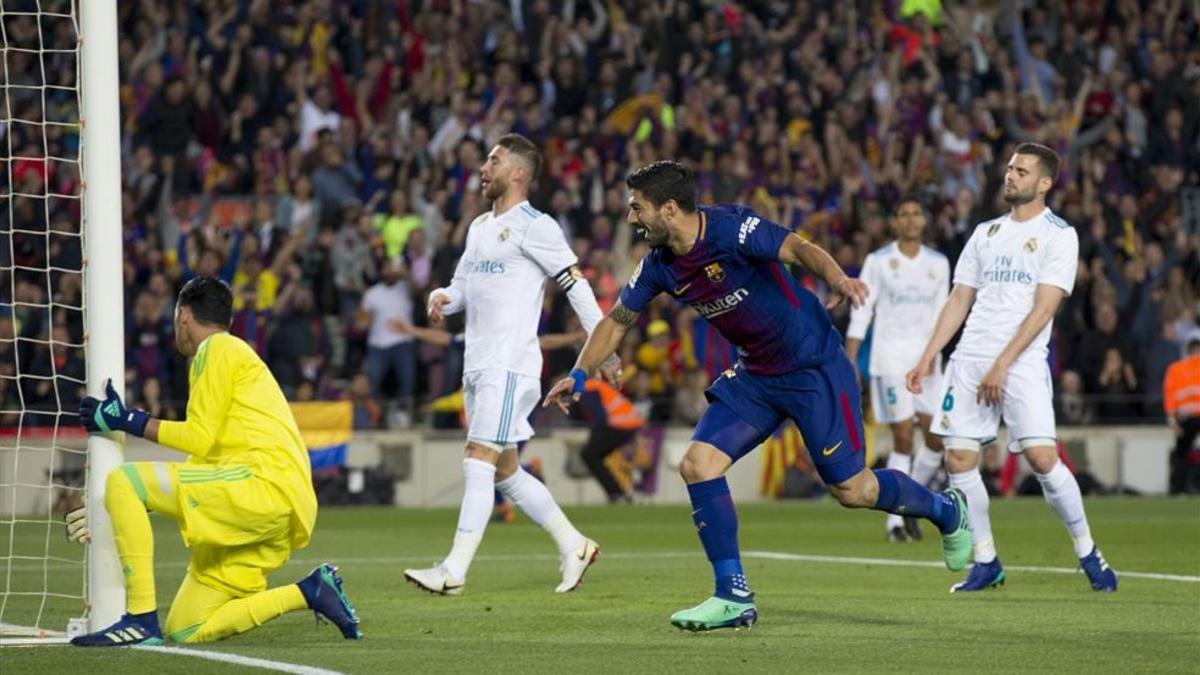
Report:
869,373,943,424
931,358,1057,452
463,369,542,448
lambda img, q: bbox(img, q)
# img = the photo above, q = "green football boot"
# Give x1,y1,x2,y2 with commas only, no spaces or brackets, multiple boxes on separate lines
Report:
670,595,758,632
941,487,972,572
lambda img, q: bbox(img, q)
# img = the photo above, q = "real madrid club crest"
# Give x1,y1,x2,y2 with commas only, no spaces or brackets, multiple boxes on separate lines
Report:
889,258,900,271
987,222,1001,237
928,268,936,280
499,227,511,242
705,262,725,283
1024,237,1037,253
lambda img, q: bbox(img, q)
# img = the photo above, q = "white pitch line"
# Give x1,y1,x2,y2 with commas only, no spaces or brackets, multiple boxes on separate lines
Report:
6,550,1198,583
133,645,344,675
0,625,343,675
743,550,1200,583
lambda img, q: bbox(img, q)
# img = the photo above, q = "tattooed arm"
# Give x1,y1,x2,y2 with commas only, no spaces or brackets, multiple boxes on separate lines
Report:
543,300,639,412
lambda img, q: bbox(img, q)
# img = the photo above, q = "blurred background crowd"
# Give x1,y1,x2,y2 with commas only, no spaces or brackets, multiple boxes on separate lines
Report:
2,0,1199,433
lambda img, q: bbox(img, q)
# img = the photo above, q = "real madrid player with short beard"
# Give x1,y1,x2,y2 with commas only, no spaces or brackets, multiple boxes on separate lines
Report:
405,134,615,595
907,143,1118,592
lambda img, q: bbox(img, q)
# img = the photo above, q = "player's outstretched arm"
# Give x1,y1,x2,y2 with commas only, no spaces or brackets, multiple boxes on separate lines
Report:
777,234,868,309
845,254,881,368
906,283,977,394
976,283,1066,405
543,301,637,413
154,342,235,456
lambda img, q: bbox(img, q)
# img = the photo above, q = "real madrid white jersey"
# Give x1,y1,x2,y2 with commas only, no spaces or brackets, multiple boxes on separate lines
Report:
951,207,1078,366
444,201,580,377
847,243,950,376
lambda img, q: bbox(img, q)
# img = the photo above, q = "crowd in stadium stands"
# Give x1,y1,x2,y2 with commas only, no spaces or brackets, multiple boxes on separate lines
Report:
1,0,1199,434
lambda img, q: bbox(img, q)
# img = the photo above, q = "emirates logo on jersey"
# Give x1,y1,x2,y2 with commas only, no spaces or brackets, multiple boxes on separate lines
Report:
1024,237,1038,253
987,223,1001,237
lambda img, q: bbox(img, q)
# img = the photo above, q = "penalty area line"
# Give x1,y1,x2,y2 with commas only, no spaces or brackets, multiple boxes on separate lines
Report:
9,551,1197,584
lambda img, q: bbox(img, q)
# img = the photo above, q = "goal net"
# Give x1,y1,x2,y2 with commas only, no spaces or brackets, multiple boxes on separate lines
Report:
1,0,125,642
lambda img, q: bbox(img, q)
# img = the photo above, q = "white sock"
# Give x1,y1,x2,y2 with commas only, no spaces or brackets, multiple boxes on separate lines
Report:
443,458,495,580
884,452,912,530
496,468,586,555
949,468,996,563
1035,461,1094,558
911,445,943,486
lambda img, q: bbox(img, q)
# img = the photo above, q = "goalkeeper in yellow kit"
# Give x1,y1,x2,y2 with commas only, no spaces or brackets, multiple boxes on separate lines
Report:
71,276,361,646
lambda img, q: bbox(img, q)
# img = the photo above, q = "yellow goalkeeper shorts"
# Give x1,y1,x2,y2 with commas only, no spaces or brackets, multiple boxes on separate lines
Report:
126,461,295,596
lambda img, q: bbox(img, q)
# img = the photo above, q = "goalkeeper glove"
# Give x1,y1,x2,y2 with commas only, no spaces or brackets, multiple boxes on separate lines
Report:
79,379,149,437
65,507,90,544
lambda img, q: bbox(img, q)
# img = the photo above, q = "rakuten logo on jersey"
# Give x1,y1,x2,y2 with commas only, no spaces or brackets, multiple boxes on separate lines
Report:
692,288,749,318
467,260,506,274
738,216,760,245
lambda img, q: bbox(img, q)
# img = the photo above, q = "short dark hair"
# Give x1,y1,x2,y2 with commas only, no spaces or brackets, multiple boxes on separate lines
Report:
178,276,233,328
894,194,925,213
625,160,696,212
1188,338,1200,354
1014,142,1060,184
495,133,541,184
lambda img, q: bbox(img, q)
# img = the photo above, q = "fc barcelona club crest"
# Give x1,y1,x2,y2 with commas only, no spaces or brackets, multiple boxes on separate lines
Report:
1024,237,1038,253
705,263,725,282
987,223,1001,237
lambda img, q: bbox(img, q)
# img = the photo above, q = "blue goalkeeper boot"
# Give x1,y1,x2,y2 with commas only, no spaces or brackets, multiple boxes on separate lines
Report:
298,563,363,639
950,557,1006,592
1079,547,1118,591
71,610,163,646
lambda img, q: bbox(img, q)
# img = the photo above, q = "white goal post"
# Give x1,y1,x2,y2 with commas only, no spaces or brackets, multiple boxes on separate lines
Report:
79,0,126,632
0,0,124,642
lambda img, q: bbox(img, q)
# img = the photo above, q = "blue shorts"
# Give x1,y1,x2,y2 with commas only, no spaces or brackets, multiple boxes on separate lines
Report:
693,352,866,485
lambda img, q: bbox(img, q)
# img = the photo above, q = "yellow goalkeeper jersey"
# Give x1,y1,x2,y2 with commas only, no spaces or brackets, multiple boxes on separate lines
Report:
159,332,317,549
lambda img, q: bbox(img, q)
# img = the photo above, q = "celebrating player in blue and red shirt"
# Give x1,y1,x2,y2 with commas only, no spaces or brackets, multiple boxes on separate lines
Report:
545,161,972,631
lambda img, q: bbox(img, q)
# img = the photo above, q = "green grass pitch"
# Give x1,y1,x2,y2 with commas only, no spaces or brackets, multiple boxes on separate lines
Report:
3,497,1198,673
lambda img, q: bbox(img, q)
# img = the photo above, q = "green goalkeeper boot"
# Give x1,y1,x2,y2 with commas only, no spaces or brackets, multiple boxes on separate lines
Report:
670,595,758,632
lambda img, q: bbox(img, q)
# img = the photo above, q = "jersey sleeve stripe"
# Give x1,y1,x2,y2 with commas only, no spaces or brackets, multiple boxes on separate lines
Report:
1046,212,1070,228
768,262,801,308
